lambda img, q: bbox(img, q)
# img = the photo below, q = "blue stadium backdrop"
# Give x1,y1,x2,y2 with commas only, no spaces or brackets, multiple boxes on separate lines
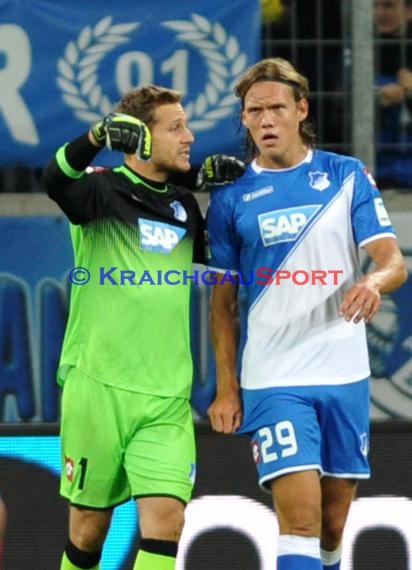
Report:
0,0,261,168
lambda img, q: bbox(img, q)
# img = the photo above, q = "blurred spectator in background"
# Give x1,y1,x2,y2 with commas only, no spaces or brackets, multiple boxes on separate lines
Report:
374,0,412,189
261,0,289,29
261,1,347,153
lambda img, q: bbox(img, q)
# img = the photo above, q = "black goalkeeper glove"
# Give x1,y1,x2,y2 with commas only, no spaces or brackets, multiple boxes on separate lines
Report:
196,154,247,192
91,112,152,160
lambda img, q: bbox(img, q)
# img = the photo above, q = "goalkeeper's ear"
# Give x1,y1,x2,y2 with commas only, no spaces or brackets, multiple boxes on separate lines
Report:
196,154,247,192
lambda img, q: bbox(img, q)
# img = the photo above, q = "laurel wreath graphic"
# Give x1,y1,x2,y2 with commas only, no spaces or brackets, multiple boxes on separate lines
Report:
57,14,246,130
57,17,140,123
162,14,246,130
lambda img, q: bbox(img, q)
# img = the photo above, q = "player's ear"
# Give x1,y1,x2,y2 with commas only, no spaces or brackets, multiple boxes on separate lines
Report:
241,110,249,130
297,98,309,122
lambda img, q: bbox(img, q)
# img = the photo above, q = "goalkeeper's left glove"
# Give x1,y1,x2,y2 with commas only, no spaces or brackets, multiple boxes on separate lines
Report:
196,154,247,192
91,112,152,160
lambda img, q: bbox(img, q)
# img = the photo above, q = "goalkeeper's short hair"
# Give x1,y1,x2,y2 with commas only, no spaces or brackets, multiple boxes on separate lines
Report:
116,85,182,129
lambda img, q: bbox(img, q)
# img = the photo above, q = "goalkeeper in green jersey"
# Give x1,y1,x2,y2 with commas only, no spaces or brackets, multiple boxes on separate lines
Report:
43,85,212,570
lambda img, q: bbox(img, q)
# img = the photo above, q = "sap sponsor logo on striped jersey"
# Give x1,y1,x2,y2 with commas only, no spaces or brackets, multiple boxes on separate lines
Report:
138,218,186,253
258,205,322,246
243,186,274,202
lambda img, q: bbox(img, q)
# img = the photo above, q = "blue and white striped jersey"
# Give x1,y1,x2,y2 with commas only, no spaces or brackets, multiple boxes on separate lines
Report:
207,149,397,389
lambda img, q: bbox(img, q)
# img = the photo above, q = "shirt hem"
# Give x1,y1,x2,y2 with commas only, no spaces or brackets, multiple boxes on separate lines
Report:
59,363,191,400
241,372,370,390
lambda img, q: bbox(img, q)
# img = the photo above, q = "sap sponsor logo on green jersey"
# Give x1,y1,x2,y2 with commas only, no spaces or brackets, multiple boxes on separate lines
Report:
138,218,187,253
258,205,322,246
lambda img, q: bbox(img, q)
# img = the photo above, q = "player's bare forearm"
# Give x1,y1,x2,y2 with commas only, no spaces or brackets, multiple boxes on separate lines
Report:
362,237,408,294
211,279,240,393
339,237,407,323
208,278,242,433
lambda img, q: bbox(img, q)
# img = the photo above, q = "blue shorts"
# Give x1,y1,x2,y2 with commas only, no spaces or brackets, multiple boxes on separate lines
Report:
238,380,370,490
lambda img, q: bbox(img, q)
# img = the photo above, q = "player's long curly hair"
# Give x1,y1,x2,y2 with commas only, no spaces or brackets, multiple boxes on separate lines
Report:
235,58,316,160
116,85,182,128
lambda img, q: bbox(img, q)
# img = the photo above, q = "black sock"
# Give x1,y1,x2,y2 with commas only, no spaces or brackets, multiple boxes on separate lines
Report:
64,539,102,569
139,538,178,558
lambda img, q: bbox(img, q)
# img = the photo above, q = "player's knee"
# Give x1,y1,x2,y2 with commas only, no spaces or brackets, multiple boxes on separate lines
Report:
69,530,105,553
322,516,346,549
279,507,322,537
69,506,112,551
141,504,185,541
162,508,184,539
285,522,320,537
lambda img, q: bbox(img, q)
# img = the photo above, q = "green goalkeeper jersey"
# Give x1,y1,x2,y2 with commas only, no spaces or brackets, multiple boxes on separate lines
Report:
43,136,205,398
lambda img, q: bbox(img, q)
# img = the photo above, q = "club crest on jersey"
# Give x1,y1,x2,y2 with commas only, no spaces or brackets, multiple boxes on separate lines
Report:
138,218,186,253
258,205,322,246
251,440,261,465
308,171,330,191
170,200,187,222
64,455,74,482
85,165,108,174
360,432,369,457
243,185,274,202
189,462,196,484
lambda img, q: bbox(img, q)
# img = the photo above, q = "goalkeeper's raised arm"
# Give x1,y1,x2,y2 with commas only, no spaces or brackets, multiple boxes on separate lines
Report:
41,111,152,223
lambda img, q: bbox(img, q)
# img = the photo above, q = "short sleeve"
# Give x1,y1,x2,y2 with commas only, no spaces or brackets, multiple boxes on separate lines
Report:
351,162,396,247
206,188,240,273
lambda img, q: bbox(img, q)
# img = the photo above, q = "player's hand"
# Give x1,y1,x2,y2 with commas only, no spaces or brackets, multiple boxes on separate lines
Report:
207,389,243,434
196,154,246,192
339,277,381,324
91,113,152,159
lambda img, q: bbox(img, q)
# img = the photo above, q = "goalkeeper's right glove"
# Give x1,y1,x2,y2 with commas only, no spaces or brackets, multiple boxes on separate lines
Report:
196,154,247,192
91,112,152,160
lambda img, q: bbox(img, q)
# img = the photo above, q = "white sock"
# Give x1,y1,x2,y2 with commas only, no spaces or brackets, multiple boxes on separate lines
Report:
278,534,321,558
321,544,342,566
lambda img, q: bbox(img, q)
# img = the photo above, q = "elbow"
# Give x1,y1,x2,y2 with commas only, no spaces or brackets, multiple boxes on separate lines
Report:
43,184,56,201
399,262,409,288
389,247,409,291
43,183,56,202
41,172,55,200
389,261,409,293
41,161,62,200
